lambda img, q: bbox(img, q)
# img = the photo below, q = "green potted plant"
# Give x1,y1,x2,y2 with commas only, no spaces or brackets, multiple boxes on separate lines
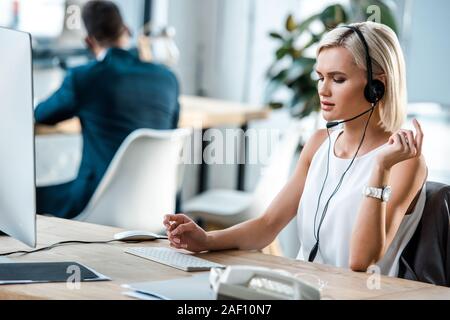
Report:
266,1,398,119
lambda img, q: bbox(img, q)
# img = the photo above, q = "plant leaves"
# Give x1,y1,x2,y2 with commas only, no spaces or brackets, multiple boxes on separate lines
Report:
290,49,302,59
285,14,297,32
275,47,290,60
320,4,348,29
264,79,284,102
301,30,326,51
269,32,284,41
268,102,284,110
300,93,321,118
284,57,316,82
295,14,321,35
271,68,289,83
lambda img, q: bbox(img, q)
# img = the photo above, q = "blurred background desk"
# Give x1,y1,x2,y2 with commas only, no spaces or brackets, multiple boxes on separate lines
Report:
35,95,270,193
35,95,270,134
0,216,449,300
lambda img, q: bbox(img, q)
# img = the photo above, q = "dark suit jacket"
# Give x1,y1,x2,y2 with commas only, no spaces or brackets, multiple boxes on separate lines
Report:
35,48,180,218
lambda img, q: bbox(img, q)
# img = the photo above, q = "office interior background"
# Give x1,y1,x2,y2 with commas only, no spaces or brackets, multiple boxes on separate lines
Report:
1,0,449,258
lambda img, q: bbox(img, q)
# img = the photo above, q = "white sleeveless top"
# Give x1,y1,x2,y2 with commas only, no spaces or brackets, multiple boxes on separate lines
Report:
296,128,426,276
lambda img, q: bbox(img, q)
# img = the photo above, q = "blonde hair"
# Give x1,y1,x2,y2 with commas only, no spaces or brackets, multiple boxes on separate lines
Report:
317,21,407,133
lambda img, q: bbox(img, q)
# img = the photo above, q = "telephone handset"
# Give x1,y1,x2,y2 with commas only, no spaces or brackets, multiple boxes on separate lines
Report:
209,265,321,300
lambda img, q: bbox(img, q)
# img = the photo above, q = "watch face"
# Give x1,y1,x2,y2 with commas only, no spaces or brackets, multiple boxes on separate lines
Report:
382,186,392,201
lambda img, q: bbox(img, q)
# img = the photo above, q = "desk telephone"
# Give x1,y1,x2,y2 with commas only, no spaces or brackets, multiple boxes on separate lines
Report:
209,265,321,300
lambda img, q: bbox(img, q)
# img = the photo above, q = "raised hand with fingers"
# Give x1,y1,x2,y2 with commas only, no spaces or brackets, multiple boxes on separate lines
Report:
163,214,210,253
376,118,424,170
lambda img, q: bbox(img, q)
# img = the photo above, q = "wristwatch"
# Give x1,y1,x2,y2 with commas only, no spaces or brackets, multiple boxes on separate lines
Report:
363,186,392,202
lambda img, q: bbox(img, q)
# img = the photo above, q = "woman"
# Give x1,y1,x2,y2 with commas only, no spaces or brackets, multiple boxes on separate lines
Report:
163,21,427,277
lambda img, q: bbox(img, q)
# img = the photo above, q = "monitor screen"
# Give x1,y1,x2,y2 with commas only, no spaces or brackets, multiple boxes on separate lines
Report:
0,27,36,248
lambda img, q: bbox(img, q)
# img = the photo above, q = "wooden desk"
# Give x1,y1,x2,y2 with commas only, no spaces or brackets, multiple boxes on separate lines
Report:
0,216,449,300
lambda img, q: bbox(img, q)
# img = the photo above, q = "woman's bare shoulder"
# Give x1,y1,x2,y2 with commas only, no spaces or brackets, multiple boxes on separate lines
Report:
301,129,330,164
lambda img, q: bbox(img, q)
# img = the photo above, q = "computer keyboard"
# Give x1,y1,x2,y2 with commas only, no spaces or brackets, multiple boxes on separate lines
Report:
125,247,225,272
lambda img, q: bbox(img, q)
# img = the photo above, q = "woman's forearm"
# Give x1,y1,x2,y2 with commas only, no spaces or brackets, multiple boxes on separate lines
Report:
350,162,391,270
206,216,276,251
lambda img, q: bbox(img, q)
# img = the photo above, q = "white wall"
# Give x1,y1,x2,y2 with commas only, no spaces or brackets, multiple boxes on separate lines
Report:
164,0,307,197
114,0,146,44
402,0,450,106
166,0,304,101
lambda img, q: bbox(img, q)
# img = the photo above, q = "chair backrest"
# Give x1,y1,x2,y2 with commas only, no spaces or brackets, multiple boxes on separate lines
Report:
398,181,450,287
74,128,191,232
248,120,305,216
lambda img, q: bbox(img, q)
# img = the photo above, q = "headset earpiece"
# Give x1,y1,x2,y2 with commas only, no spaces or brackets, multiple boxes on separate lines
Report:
364,79,385,104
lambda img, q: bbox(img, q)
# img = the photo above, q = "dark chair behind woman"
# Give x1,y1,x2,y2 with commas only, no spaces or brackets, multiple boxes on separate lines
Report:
398,181,450,287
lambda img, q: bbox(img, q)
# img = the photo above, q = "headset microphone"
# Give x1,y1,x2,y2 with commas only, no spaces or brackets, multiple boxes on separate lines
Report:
326,103,377,129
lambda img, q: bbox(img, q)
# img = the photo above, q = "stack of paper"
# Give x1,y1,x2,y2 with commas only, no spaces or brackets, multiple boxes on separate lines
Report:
122,273,214,300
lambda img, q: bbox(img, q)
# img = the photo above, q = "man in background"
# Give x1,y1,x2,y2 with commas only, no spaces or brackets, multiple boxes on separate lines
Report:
35,0,180,219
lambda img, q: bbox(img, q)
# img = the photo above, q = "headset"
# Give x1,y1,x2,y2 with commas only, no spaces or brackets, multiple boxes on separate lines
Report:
308,25,385,262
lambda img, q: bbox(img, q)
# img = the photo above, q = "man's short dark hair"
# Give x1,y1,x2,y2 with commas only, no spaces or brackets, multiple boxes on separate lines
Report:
82,0,126,46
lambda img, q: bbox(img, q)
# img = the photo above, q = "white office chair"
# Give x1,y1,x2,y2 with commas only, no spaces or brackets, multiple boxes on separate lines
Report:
182,121,305,227
74,128,191,232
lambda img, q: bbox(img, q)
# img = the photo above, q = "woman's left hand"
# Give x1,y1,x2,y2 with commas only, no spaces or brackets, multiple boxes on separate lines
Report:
376,118,424,170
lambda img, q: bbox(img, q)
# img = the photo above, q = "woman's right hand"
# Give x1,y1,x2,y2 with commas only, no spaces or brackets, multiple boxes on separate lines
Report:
163,214,210,253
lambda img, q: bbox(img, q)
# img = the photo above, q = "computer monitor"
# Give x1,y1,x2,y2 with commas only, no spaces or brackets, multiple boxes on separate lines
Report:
0,27,36,248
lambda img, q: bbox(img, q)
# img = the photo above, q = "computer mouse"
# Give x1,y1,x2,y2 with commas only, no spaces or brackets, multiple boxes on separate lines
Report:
113,230,168,241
